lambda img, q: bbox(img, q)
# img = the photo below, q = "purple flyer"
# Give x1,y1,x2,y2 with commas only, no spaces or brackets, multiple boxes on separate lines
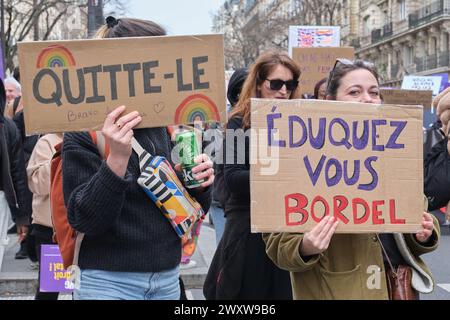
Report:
40,245,74,293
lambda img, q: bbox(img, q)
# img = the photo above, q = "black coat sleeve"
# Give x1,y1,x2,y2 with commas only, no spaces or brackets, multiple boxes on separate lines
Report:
223,117,250,196
5,119,32,226
424,138,450,210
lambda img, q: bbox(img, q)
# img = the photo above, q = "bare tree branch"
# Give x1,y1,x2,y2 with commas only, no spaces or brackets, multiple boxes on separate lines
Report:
4,0,129,73
213,0,340,69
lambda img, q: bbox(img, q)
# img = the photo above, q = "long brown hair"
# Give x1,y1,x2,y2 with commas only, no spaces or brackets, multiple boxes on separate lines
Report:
229,50,301,128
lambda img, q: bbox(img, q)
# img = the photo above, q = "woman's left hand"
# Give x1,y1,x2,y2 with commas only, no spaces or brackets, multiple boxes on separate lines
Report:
415,212,434,243
175,153,214,189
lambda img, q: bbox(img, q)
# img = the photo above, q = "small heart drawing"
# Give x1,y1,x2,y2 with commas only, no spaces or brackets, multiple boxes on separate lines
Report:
154,102,165,114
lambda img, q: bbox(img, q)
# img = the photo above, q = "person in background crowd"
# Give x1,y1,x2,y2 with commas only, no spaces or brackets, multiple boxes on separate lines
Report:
424,87,450,223
313,77,327,100
264,59,440,300
4,77,21,105
0,78,32,270
62,17,214,300
5,90,39,262
204,51,300,300
209,68,248,245
27,133,63,300
13,67,20,84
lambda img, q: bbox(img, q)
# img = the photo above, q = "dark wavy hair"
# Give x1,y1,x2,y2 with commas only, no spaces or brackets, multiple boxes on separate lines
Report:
326,59,380,99
95,17,166,38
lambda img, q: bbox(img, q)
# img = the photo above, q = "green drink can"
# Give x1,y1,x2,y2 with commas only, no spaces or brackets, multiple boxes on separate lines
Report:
176,129,204,188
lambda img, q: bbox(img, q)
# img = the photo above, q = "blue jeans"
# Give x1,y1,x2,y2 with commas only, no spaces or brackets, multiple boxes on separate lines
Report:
74,266,180,300
209,204,225,246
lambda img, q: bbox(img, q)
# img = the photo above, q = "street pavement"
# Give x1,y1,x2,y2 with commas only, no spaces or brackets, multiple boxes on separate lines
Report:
1,217,449,300
421,224,450,300
0,217,216,300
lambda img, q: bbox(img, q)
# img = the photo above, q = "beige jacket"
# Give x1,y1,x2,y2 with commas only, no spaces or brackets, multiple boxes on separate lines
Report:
27,133,63,228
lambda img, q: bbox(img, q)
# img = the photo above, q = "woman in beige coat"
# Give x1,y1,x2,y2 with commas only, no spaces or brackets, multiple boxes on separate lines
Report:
27,133,63,300
264,59,440,300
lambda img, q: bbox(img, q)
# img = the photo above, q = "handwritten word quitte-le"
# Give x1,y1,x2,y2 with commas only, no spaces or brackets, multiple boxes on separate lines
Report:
33,56,210,106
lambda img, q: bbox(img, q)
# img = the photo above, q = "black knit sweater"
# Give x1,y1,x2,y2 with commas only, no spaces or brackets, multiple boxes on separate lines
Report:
62,127,211,272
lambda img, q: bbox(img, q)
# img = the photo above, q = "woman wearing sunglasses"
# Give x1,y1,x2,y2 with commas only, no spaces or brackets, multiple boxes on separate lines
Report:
203,50,300,300
264,59,440,300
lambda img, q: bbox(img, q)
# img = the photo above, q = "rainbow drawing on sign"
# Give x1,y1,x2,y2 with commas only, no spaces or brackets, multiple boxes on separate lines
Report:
36,45,76,68
175,94,220,124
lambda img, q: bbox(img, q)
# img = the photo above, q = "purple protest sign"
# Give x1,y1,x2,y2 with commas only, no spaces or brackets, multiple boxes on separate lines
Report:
430,72,449,93
40,245,74,293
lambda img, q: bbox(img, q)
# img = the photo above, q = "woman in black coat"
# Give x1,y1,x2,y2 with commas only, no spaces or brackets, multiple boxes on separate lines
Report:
204,51,301,299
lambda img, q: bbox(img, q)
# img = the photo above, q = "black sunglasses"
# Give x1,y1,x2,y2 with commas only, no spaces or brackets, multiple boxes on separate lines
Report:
266,78,299,91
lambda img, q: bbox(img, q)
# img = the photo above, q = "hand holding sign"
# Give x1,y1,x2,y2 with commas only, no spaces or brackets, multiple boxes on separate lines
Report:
103,105,142,178
415,212,434,243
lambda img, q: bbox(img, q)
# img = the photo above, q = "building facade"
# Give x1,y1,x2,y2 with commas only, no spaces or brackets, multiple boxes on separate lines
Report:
338,0,450,87
216,0,450,87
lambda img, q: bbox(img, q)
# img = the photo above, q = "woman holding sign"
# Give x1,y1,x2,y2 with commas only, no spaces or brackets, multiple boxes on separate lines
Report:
62,17,214,300
264,59,440,300
204,50,300,300
425,87,450,221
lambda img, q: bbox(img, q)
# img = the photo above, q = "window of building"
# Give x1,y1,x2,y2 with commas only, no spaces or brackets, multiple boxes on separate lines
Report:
404,46,414,65
383,10,389,24
363,16,370,36
398,0,407,20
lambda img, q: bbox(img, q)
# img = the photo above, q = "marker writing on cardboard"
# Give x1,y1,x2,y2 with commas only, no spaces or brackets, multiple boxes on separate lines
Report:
266,108,407,191
284,194,406,226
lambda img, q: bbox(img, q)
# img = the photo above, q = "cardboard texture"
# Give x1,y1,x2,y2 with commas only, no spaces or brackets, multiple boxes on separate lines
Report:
288,26,341,56
381,89,432,109
18,35,226,135
292,47,354,96
250,99,423,233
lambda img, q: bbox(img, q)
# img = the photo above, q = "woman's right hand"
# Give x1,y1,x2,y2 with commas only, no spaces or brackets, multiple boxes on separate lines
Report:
102,105,142,178
299,216,339,257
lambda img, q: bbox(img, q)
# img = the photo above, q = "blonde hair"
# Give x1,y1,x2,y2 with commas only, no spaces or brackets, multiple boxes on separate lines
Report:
229,50,301,128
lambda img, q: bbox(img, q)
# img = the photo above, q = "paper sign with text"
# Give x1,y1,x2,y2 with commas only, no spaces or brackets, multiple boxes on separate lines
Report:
18,35,226,135
381,89,432,108
288,26,340,56
401,75,441,96
250,99,423,233
292,47,354,96
40,245,74,293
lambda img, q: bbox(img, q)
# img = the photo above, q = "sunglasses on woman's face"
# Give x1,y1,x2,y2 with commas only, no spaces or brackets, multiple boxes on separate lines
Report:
266,78,299,91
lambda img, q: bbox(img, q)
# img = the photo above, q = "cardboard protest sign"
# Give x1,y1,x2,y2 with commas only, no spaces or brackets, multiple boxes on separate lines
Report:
40,245,74,293
381,89,432,108
18,35,225,135
288,26,340,56
250,99,423,233
292,47,354,96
